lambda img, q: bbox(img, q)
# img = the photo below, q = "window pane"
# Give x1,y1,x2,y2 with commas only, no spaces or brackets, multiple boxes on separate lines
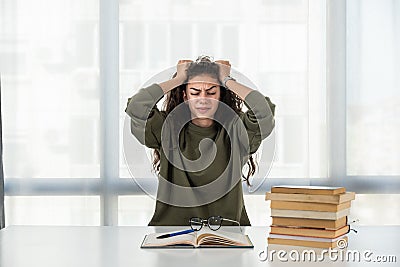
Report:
347,0,400,175
118,196,154,226
5,196,100,226
1,0,100,178
350,194,400,225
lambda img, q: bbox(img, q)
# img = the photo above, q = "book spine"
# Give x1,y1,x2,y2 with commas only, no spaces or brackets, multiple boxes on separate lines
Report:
270,200,351,212
266,192,355,204
271,188,345,195
271,216,348,229
271,208,350,220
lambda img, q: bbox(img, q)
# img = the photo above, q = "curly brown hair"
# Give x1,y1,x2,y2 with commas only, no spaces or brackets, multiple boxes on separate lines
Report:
152,56,257,186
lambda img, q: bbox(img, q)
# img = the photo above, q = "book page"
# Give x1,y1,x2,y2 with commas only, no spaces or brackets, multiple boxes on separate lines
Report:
271,208,350,220
273,185,344,190
141,231,197,247
196,228,252,247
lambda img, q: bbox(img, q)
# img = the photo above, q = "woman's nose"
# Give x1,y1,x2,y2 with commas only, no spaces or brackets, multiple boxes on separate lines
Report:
198,97,207,103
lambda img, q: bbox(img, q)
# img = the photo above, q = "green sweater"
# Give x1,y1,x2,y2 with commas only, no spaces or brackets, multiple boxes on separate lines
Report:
125,84,275,226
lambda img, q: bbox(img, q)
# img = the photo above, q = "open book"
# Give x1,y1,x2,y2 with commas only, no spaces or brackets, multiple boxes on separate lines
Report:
140,228,253,248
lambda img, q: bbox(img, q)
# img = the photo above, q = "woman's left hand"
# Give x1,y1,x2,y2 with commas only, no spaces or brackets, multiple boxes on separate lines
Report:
215,60,231,84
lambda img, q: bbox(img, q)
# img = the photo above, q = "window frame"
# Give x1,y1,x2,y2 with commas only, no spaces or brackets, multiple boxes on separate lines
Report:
4,0,400,227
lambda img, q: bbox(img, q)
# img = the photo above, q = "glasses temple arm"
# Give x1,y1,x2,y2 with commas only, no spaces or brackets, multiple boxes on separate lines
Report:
222,218,241,226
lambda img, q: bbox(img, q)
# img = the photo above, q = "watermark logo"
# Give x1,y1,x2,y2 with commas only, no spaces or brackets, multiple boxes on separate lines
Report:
258,238,397,263
336,238,348,249
123,65,276,207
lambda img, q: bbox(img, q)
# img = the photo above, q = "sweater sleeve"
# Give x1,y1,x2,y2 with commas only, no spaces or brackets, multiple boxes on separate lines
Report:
239,90,276,154
125,83,166,149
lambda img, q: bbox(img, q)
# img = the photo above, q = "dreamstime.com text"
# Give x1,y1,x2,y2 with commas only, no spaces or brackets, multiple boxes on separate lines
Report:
258,239,397,263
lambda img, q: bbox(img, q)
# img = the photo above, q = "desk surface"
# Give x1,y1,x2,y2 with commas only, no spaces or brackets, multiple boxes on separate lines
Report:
1,225,399,267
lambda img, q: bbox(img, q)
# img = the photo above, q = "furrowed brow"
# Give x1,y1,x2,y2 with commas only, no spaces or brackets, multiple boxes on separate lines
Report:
189,86,216,91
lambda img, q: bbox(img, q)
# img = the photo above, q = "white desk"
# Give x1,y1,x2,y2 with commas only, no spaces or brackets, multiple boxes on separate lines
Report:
0,225,399,267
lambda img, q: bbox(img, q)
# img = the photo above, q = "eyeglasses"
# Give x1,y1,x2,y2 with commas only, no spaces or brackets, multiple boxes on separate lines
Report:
189,216,242,232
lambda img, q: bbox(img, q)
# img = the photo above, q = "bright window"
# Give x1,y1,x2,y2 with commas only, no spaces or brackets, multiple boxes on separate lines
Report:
346,0,400,175
2,0,398,227
119,0,327,180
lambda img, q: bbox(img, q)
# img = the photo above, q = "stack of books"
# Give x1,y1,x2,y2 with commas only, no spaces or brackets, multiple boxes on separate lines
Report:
265,185,355,249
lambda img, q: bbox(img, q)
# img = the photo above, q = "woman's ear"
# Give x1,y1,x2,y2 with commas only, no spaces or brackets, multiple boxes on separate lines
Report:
182,89,187,101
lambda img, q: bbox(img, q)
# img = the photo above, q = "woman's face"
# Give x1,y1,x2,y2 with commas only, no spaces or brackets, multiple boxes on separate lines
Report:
183,74,221,124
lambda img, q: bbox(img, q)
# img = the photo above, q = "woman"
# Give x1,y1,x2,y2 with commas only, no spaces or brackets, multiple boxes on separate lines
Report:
125,56,275,226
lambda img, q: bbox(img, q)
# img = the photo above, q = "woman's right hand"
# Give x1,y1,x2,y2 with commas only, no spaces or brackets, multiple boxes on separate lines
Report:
159,60,192,93
175,59,192,83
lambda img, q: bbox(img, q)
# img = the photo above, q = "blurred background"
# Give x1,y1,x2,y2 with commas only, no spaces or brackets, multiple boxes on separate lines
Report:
0,0,399,226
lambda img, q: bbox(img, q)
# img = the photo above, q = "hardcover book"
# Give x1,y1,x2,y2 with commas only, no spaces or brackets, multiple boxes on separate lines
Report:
271,208,350,220
265,191,355,204
271,216,348,229
270,200,351,212
268,234,348,249
270,225,350,238
271,185,346,195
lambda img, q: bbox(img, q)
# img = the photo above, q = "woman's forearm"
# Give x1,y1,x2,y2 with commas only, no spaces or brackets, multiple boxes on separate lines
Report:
158,76,185,94
225,79,253,100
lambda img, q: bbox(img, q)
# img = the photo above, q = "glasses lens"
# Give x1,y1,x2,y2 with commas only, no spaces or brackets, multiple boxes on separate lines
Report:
208,216,222,231
190,217,203,231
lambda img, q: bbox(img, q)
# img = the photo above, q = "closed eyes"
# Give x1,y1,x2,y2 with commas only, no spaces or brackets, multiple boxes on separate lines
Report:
190,92,216,96
189,86,217,96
